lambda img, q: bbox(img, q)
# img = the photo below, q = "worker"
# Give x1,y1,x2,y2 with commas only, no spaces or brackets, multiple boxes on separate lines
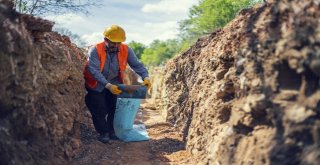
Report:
83,25,151,143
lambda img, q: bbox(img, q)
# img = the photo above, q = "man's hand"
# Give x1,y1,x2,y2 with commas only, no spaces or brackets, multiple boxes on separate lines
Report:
105,83,122,95
142,77,152,90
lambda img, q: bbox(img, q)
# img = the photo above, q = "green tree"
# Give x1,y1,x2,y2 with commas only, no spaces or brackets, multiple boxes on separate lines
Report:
141,39,181,66
13,0,99,15
128,41,146,59
179,0,262,46
140,0,264,66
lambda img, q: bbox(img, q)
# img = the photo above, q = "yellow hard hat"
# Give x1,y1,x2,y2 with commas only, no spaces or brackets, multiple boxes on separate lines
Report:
103,25,126,42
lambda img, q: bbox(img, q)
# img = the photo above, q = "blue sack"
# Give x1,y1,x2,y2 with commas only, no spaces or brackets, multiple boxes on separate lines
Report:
113,98,149,142
117,84,147,99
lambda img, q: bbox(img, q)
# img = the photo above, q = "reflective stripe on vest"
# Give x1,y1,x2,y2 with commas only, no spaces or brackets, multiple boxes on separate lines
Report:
83,41,128,89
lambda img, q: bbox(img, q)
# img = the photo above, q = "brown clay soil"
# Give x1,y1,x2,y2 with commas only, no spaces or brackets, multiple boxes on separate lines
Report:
2,1,319,164
71,101,190,165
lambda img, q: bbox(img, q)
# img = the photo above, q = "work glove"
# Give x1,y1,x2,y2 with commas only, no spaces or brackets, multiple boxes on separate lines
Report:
105,83,122,95
142,77,152,90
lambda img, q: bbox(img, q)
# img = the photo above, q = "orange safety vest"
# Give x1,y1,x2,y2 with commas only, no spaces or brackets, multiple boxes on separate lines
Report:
83,41,128,88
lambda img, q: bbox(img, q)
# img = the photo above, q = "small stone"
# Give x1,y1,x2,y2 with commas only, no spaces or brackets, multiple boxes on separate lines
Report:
310,59,320,77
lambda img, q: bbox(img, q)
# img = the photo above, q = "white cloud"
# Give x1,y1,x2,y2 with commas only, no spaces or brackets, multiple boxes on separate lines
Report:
81,32,103,46
78,21,179,45
142,0,197,14
126,21,179,45
45,13,101,35
46,13,85,26
145,21,178,39
44,1,196,46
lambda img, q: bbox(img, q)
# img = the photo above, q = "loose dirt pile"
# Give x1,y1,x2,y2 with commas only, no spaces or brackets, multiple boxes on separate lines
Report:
152,0,320,164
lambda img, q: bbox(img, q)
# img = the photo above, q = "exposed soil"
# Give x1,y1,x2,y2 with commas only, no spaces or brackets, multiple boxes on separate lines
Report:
0,1,84,164
152,0,320,164
71,102,190,165
1,0,320,164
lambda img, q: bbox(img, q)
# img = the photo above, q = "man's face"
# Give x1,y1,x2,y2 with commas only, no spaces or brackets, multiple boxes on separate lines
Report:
106,39,121,53
108,40,120,48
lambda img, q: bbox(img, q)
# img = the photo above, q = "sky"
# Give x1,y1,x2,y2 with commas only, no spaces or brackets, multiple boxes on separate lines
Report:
45,0,198,46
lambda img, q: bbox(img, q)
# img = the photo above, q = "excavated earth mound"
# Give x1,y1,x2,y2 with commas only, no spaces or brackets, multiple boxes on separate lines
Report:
153,0,320,164
0,1,85,164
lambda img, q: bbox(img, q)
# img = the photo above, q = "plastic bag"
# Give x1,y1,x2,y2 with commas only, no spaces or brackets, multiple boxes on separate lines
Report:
113,98,149,142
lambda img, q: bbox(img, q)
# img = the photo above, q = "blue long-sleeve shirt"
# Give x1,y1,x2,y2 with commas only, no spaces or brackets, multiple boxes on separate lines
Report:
86,43,149,92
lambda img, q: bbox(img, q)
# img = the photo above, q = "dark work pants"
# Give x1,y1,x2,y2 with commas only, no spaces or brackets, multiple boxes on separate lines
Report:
85,87,117,135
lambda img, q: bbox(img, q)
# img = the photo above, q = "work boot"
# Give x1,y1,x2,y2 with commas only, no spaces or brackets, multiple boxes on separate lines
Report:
109,132,119,140
98,133,110,143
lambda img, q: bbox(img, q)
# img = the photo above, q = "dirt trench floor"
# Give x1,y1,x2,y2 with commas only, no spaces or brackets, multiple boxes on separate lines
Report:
71,101,190,165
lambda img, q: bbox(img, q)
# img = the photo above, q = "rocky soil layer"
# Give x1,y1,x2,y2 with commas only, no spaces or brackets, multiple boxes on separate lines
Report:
153,0,320,164
0,1,85,164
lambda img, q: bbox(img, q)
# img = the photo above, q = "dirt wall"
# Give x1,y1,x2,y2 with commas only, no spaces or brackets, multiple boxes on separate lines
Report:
154,0,320,164
0,1,85,164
